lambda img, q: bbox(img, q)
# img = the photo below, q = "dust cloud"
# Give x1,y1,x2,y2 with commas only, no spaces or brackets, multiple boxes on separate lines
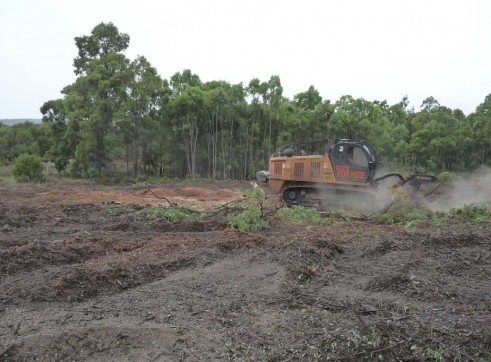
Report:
427,167,491,211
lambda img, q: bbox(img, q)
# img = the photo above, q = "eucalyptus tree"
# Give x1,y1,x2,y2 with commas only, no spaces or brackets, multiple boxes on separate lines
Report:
329,96,385,142
286,85,324,142
138,79,175,177
328,95,364,139
201,81,225,178
263,76,284,157
40,99,72,172
294,85,322,110
201,80,246,179
168,71,205,178
409,97,460,170
0,122,44,162
0,124,11,163
468,94,491,166
63,22,131,176
283,86,336,146
246,76,284,163
117,56,165,176
170,69,201,97
0,124,19,162
384,98,411,166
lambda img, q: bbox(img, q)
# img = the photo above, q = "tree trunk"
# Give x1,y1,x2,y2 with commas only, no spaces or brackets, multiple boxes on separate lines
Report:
133,138,139,176
126,143,130,175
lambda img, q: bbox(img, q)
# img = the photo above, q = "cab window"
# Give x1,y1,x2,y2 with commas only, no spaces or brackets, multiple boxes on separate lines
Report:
330,144,370,182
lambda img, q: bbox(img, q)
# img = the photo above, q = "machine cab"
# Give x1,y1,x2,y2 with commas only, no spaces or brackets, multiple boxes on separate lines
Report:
328,140,377,183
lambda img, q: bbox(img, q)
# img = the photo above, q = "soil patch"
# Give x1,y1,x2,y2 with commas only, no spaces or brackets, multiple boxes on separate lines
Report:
1,184,490,361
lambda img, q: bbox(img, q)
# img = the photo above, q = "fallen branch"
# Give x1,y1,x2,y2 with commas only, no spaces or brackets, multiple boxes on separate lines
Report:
146,262,156,277
207,199,245,215
350,303,369,332
381,200,395,214
145,187,176,207
351,213,370,221
265,205,283,216
12,322,20,336
337,213,349,222
258,199,265,218
319,301,348,311
425,183,440,197
81,271,98,286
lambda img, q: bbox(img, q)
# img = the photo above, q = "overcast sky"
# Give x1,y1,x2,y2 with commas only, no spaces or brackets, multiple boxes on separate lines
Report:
1,0,490,119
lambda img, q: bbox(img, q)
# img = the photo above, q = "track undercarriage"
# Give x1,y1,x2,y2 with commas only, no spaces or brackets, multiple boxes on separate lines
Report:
282,184,380,211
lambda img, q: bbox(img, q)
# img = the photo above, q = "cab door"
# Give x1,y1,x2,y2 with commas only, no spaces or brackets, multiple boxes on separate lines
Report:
330,143,371,182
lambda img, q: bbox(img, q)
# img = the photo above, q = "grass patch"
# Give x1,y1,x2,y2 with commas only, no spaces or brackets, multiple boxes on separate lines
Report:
0,164,14,177
276,205,322,224
445,204,491,223
135,206,202,221
0,164,17,186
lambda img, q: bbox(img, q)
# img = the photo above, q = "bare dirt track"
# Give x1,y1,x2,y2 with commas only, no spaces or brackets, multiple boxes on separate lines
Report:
0,182,490,361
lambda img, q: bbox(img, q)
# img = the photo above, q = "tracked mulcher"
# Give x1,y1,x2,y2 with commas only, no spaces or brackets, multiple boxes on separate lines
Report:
256,139,437,209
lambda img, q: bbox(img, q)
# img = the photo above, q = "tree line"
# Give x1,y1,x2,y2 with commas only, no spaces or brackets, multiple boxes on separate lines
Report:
1,22,490,180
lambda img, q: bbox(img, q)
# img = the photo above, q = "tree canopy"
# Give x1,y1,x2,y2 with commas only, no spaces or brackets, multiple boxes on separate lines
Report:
3,22,490,179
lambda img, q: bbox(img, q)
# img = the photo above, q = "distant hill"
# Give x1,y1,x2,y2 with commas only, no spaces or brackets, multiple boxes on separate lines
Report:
0,119,42,125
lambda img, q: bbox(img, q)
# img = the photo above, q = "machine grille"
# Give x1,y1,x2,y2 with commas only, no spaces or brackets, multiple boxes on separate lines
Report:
273,162,283,176
310,161,321,177
294,162,304,177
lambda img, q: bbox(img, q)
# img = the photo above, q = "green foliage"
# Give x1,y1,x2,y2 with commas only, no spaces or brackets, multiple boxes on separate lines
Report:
276,205,321,224
347,328,384,361
425,348,445,362
245,186,266,200
135,206,200,221
13,154,44,182
376,190,433,228
437,171,455,185
410,346,445,362
227,184,270,232
22,22,490,181
378,189,491,227
446,204,491,223
227,204,269,232
0,122,48,164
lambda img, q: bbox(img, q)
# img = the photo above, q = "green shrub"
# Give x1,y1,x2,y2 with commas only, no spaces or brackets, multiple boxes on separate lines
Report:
247,186,266,200
276,205,321,224
347,327,384,360
13,154,44,182
136,206,200,221
446,204,490,223
437,171,455,185
228,205,269,232
226,185,269,232
377,189,433,227
425,348,445,362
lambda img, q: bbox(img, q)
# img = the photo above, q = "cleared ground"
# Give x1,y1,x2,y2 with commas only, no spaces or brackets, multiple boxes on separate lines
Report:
0,182,490,361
